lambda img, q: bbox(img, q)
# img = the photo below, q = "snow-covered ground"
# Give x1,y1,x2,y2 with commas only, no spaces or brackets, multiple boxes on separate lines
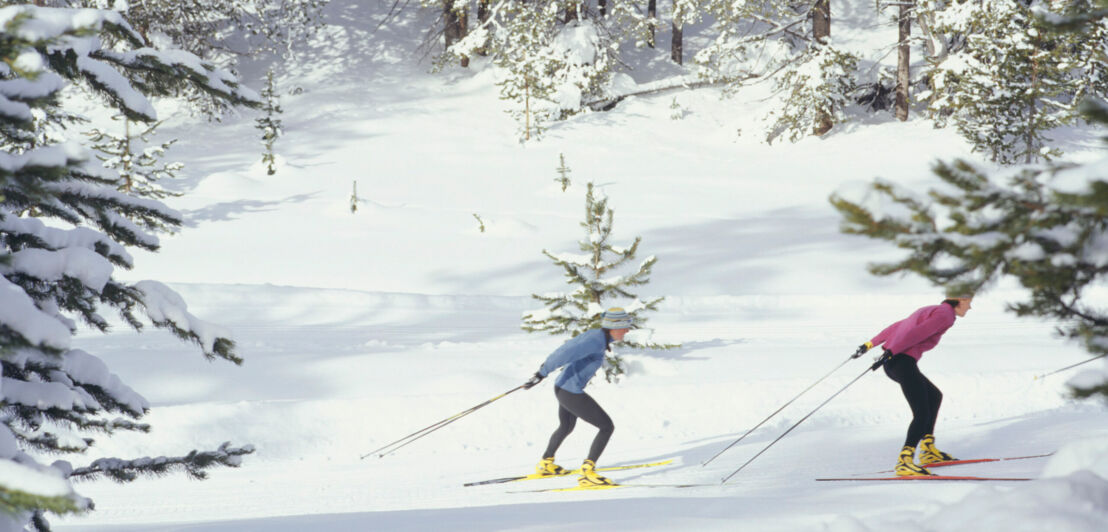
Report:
53,1,1108,530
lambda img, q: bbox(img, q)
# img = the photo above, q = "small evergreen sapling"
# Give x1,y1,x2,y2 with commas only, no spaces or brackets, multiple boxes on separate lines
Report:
555,153,572,191
523,182,675,381
86,117,184,203
256,69,283,175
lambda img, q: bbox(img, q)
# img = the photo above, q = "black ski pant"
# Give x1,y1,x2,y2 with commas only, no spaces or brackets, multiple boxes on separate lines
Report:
542,386,614,463
883,353,942,449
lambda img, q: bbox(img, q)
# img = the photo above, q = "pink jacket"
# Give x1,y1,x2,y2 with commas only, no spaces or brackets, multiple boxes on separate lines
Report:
870,303,956,361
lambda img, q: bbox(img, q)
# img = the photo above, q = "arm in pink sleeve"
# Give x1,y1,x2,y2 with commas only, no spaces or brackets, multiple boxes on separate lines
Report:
870,319,903,347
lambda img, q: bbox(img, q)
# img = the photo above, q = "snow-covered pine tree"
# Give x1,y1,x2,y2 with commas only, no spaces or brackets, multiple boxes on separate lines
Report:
919,0,1088,164
695,0,803,89
765,41,859,144
443,1,624,141
829,0,1108,401
0,5,259,529
62,0,329,60
523,182,674,381
695,0,860,142
555,153,571,191
256,69,283,175
51,0,325,116
85,117,185,206
1063,0,1108,111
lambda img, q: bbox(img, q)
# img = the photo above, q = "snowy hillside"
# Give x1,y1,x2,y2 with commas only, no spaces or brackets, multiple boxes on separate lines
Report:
39,1,1108,531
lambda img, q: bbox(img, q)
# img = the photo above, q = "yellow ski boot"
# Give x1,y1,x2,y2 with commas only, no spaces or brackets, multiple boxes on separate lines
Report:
894,445,932,477
578,459,616,487
918,434,956,465
536,457,568,476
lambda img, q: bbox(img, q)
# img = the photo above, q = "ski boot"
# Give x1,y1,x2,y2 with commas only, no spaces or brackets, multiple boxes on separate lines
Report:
918,434,956,465
894,445,932,477
536,457,568,477
578,459,616,487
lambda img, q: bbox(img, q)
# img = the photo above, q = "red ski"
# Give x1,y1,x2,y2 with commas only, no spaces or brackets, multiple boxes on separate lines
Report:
924,453,1053,469
870,453,1053,474
817,475,1031,482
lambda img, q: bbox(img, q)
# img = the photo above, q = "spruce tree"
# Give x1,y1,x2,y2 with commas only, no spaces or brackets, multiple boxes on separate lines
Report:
256,69,283,175
86,117,184,203
555,153,571,191
695,1,860,142
60,0,329,60
523,182,674,381
920,0,1090,164
764,42,859,144
0,5,259,529
442,1,631,141
830,1,1108,401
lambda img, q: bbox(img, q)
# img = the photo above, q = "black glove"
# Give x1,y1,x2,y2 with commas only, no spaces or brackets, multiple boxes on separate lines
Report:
852,342,873,359
523,372,544,389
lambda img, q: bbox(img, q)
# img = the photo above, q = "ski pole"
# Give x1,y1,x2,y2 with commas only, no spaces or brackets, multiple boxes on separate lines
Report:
720,352,891,484
361,385,525,459
702,355,856,467
1034,353,1108,380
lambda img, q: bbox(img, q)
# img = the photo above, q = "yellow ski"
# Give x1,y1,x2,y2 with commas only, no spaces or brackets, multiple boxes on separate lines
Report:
463,459,673,487
511,482,709,493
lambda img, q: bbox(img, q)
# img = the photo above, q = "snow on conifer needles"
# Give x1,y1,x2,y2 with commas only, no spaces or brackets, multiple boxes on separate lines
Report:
1,5,257,529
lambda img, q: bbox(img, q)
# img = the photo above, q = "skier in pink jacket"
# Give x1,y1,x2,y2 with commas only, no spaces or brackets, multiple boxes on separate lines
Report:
856,294,973,476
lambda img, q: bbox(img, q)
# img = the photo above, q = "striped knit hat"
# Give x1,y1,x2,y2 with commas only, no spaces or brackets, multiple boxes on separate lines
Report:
600,307,633,330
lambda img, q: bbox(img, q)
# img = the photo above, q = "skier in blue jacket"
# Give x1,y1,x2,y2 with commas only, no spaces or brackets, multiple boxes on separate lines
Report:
523,307,632,487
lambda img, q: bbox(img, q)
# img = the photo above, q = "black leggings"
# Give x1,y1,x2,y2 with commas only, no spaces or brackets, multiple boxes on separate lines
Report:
883,353,942,449
542,386,614,463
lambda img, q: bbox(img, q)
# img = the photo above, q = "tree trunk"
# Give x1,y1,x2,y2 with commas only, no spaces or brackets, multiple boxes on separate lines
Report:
647,0,657,48
443,1,469,67
671,20,683,65
813,0,830,43
565,2,580,23
599,0,608,17
895,2,912,121
476,0,491,56
812,0,832,135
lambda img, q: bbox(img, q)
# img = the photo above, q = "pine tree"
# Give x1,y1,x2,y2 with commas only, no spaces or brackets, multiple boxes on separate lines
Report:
86,117,185,203
256,69,283,175
523,182,675,381
443,1,629,141
555,153,572,191
44,1,325,116
829,0,1108,401
765,42,859,144
60,0,329,60
695,1,859,142
0,5,259,528
920,0,1089,164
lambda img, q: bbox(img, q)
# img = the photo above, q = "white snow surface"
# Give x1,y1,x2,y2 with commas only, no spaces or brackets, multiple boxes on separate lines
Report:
13,1,1102,531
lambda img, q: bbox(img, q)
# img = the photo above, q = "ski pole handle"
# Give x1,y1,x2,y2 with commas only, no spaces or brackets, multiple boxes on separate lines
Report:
870,350,892,371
